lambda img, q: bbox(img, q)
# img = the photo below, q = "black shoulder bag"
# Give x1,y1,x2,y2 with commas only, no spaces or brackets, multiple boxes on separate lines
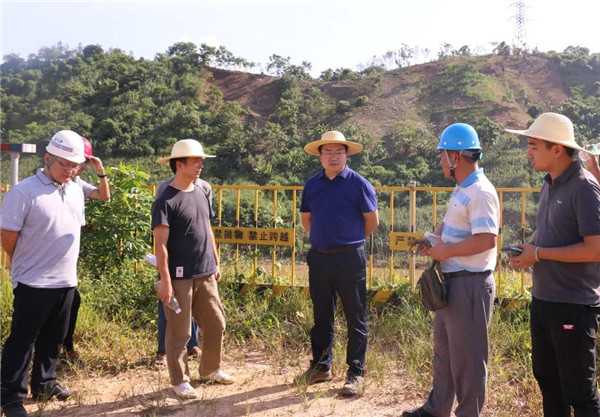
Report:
417,260,447,311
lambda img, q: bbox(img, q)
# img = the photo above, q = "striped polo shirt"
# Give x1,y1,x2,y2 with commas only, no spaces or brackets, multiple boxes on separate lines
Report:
441,168,500,273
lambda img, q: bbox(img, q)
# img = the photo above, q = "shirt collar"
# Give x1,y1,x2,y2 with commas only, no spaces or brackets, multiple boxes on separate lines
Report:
543,160,579,187
318,165,350,180
36,168,55,185
458,168,483,188
36,168,72,188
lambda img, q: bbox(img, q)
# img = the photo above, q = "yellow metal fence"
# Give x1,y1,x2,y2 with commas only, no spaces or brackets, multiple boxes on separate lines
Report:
207,184,539,297
1,183,540,298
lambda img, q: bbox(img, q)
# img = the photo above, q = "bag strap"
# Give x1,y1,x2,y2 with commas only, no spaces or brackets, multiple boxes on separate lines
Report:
432,260,445,281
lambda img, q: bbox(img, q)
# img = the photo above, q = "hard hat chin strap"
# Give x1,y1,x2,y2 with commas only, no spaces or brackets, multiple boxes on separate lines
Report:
45,155,58,170
44,155,62,186
444,150,462,182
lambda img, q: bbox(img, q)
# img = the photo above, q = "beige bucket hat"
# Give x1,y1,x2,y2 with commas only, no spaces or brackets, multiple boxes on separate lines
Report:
156,139,215,164
505,112,589,153
304,131,363,156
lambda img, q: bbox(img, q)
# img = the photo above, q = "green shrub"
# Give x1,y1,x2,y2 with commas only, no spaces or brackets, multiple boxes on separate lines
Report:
0,270,14,345
336,100,352,114
79,163,154,279
80,263,157,328
355,95,369,107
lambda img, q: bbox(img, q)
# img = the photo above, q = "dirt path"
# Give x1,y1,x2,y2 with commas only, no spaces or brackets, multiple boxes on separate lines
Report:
24,351,423,417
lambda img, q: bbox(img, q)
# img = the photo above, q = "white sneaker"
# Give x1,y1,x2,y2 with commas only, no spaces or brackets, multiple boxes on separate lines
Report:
200,369,235,385
173,382,198,399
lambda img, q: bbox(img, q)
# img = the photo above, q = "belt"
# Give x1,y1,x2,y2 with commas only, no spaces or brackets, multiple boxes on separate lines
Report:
443,270,492,279
313,243,362,254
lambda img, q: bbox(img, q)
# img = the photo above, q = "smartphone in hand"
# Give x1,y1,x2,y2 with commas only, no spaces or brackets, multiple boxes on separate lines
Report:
501,246,523,256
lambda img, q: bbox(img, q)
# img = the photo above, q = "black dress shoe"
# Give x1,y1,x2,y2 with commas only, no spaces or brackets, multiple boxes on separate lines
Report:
2,402,28,417
402,407,435,417
31,384,71,401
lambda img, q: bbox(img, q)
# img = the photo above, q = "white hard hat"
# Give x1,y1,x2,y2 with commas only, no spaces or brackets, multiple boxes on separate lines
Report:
46,130,86,163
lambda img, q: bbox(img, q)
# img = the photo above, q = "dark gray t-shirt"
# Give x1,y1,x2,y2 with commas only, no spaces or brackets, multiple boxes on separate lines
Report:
155,177,214,219
533,161,600,305
151,184,217,280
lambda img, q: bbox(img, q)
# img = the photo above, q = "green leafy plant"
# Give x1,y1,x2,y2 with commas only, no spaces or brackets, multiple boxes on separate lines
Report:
79,163,154,279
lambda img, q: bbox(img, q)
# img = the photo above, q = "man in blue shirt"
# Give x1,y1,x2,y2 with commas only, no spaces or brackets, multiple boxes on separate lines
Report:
297,131,379,397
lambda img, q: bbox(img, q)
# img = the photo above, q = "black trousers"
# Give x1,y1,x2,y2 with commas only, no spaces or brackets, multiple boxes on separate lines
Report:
530,297,600,417
63,288,81,352
0,283,75,407
307,245,368,376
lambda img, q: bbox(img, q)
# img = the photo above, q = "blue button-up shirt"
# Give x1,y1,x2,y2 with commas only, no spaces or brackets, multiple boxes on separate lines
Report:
300,166,377,249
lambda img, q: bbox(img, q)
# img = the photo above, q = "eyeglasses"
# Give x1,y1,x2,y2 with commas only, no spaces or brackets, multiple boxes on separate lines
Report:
55,158,80,171
320,151,347,158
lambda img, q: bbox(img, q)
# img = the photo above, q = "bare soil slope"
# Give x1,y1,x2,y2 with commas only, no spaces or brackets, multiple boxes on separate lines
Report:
207,55,570,137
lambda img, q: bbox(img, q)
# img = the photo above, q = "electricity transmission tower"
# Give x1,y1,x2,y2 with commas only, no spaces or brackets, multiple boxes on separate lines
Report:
511,1,527,50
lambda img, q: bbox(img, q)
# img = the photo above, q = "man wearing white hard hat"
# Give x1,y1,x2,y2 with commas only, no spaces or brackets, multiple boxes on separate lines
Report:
297,131,379,397
151,139,234,400
1,130,86,416
506,113,600,416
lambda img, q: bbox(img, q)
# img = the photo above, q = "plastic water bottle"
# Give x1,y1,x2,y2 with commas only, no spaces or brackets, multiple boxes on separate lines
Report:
579,143,600,162
144,253,157,267
425,231,439,246
154,281,181,314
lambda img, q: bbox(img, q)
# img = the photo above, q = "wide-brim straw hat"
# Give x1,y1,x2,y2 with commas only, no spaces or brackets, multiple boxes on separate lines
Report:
156,139,215,164
505,112,589,153
304,131,363,156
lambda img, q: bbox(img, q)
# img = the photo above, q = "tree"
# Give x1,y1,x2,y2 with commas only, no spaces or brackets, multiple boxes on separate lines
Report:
493,41,511,56
395,44,414,68
266,55,312,79
438,43,454,60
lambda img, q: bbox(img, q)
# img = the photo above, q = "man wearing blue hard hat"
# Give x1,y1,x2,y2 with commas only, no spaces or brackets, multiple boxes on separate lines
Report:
403,123,500,417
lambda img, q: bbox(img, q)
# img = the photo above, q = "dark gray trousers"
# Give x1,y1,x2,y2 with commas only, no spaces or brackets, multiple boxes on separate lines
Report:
424,272,495,417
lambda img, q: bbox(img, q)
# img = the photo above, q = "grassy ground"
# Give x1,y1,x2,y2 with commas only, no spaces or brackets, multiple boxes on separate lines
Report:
0,266,541,415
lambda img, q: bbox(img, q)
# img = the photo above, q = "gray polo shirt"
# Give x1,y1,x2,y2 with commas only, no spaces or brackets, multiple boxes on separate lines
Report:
74,176,96,200
0,169,85,289
533,161,600,305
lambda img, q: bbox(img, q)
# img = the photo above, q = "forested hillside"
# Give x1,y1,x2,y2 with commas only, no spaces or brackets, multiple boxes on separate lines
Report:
1,42,599,188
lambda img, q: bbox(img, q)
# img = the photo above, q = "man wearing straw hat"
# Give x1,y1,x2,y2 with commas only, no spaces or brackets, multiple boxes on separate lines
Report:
152,139,234,400
296,130,379,396
151,175,207,367
506,112,600,416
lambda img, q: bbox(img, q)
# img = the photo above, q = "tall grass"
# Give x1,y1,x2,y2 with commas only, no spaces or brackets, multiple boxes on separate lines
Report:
0,268,541,414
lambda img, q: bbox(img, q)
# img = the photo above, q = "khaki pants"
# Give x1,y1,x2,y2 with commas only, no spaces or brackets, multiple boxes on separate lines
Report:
165,274,226,386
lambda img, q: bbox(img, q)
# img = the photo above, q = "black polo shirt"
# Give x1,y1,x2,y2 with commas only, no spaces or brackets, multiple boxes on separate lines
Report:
533,161,600,305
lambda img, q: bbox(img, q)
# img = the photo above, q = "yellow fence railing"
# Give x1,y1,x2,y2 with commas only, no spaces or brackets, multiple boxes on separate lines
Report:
204,184,539,297
1,183,540,298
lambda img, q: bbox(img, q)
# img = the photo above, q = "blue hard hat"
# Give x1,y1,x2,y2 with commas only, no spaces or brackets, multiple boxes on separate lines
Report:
437,123,481,151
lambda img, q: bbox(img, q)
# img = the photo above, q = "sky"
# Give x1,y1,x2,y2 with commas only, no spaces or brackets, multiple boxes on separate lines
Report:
1,0,599,77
